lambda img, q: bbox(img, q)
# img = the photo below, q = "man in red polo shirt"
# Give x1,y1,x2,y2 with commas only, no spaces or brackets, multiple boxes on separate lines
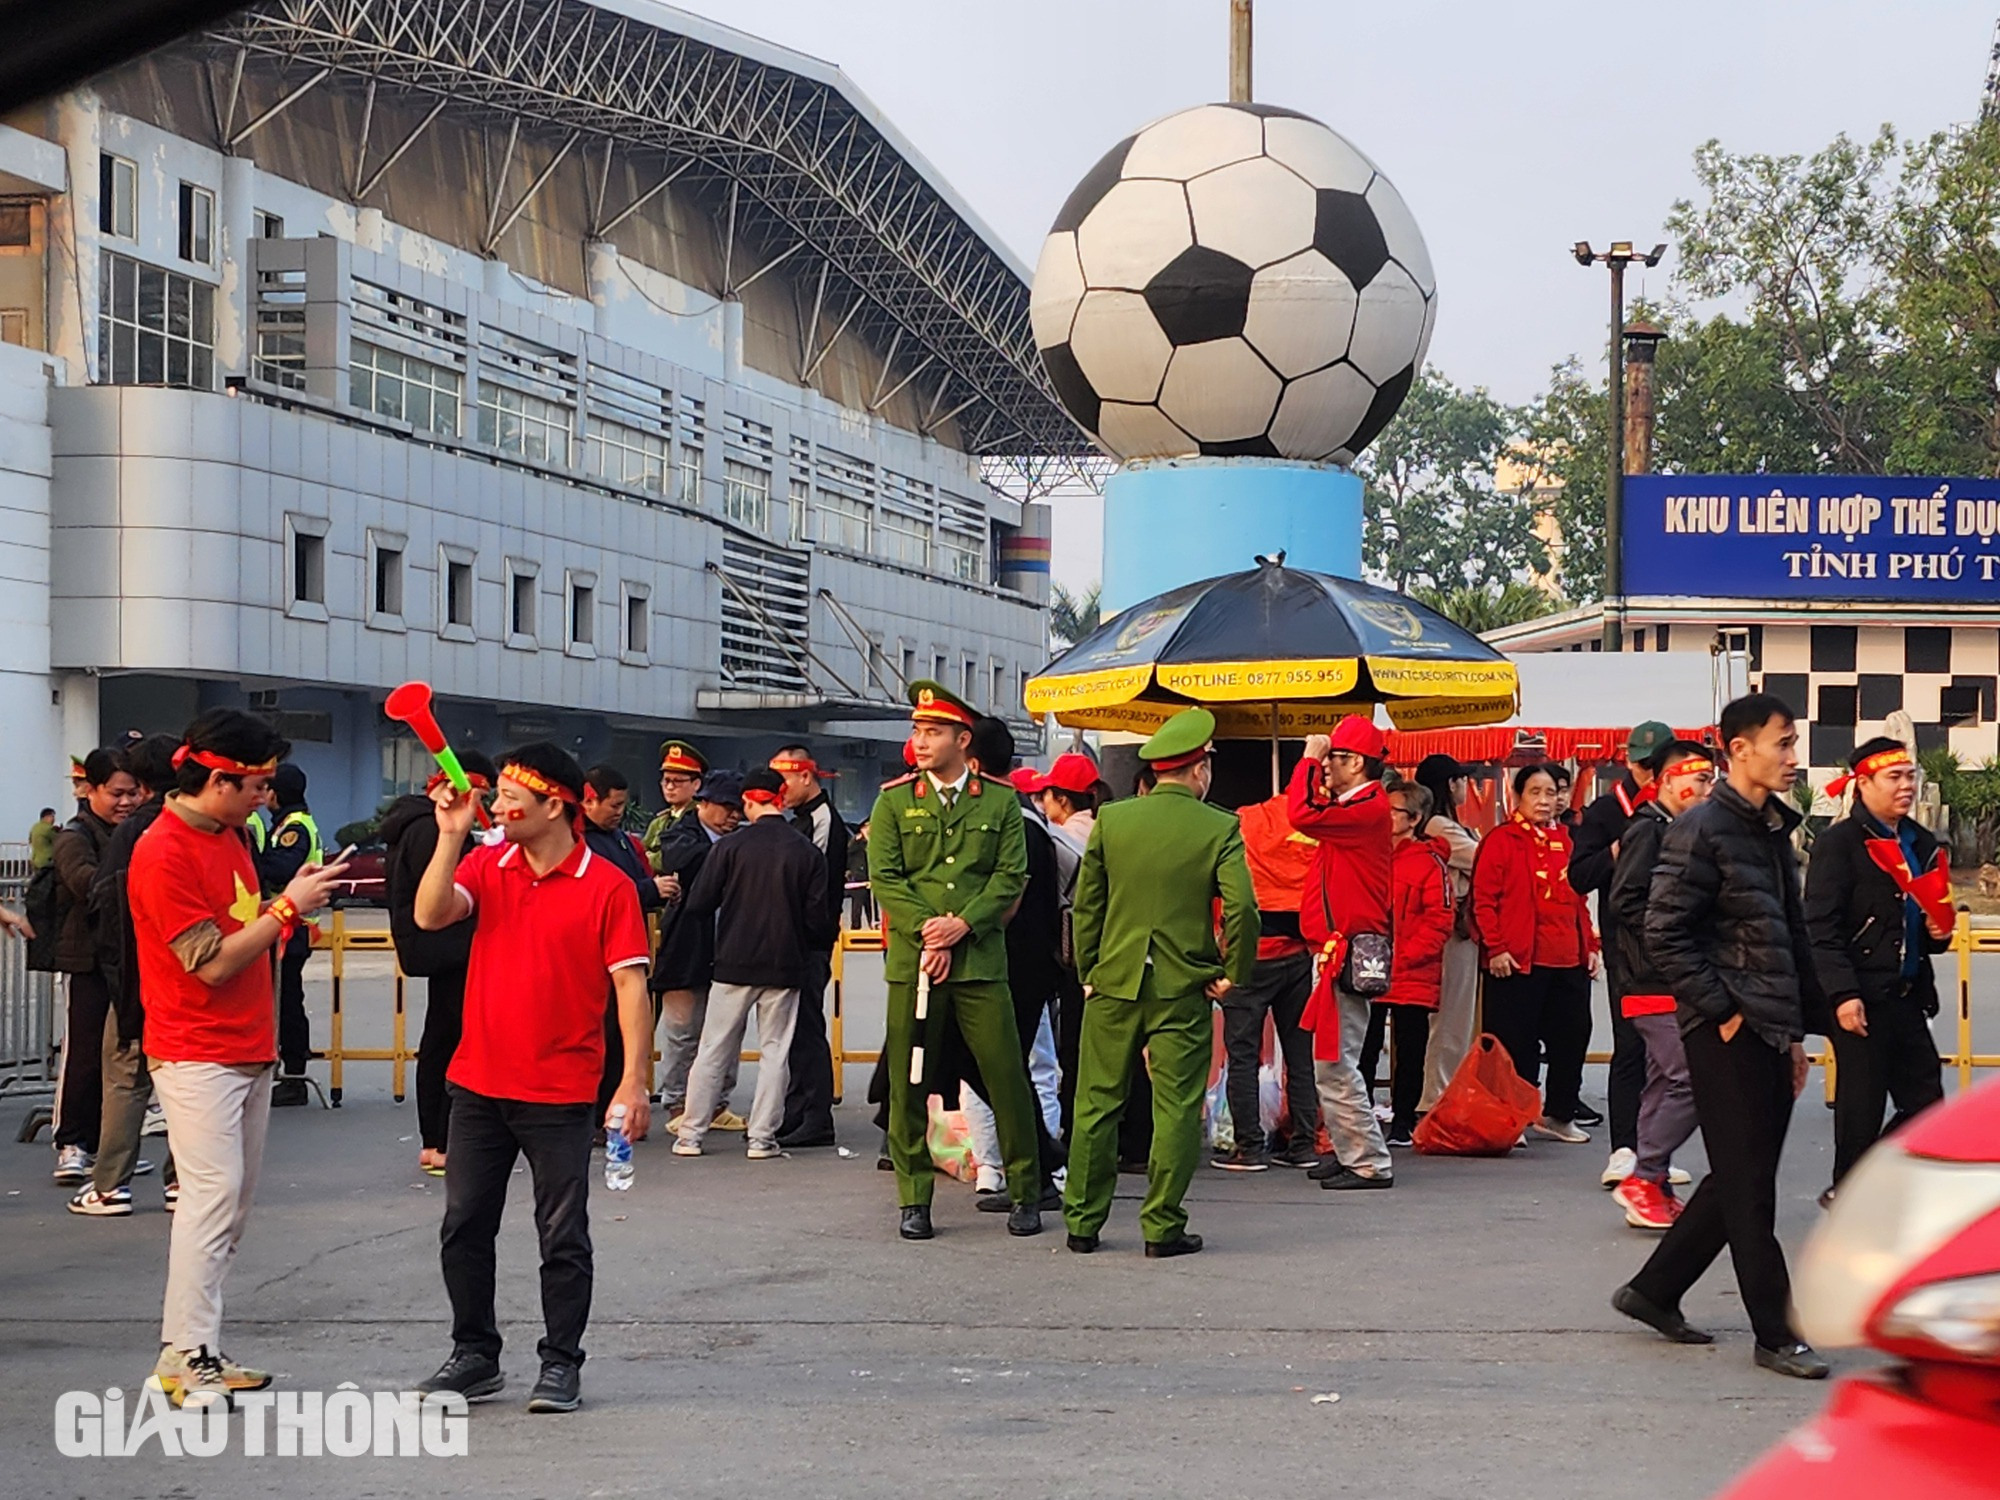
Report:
411,742,651,1416
130,708,349,1411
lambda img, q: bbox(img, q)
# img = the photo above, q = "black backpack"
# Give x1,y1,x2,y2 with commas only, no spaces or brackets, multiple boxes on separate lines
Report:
22,860,60,972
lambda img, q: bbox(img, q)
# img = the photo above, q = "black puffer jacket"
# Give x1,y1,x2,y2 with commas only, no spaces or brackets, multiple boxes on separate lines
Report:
1646,782,1825,1048
52,808,119,973
382,794,477,977
1804,805,1949,1018
1607,800,1672,998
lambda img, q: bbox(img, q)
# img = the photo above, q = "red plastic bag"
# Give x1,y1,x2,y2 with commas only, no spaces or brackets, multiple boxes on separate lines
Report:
1413,1033,1542,1156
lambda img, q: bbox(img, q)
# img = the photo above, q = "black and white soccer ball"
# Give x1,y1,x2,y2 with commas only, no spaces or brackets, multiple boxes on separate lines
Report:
1030,102,1435,465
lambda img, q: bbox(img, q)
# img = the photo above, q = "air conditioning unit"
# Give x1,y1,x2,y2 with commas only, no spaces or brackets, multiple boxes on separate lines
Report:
250,690,281,711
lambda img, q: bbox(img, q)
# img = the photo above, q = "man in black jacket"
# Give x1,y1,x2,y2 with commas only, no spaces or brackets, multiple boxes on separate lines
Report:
653,770,744,1128
1570,719,1673,1174
74,735,180,1216
1605,740,1715,1230
1614,693,1829,1380
383,750,497,1174
672,769,831,1158
49,746,142,1185
771,745,849,1149
1804,737,1949,1193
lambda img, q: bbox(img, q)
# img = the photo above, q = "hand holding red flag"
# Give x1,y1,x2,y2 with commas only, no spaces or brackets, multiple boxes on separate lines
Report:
1864,840,1955,937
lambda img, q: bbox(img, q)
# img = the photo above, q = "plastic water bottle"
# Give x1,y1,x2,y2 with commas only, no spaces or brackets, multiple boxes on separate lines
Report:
604,1105,634,1191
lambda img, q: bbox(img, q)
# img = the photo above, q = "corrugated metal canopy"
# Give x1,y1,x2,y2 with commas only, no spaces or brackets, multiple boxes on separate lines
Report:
190,0,1090,458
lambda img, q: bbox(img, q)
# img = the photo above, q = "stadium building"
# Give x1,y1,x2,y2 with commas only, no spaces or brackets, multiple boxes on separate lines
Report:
0,0,1081,830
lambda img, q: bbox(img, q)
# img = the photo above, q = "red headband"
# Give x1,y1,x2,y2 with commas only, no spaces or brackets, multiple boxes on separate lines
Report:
427,769,492,796
500,762,581,805
1826,746,1914,798
769,756,832,778
742,787,786,807
173,745,279,777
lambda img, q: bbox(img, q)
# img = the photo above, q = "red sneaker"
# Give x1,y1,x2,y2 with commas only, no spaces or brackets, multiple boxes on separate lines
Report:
1613,1175,1677,1230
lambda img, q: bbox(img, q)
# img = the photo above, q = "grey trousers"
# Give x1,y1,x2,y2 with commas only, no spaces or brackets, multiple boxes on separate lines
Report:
660,986,734,1115
1421,937,1481,1113
1312,983,1392,1178
95,1012,173,1195
1632,1012,1698,1185
680,983,800,1151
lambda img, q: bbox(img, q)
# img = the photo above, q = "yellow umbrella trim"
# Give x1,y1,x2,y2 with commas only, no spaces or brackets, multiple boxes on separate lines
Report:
1042,693,1518,737
1154,658,1361,700
1021,664,1156,713
1367,657,1520,697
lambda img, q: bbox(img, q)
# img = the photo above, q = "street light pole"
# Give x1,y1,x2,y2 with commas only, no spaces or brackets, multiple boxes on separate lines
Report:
1573,240,1666,653
1229,0,1253,103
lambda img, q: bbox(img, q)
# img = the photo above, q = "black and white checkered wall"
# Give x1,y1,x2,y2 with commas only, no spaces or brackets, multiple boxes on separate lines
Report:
1753,624,1999,772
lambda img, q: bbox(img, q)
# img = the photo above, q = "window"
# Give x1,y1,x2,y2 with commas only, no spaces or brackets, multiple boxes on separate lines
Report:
293,529,324,605
932,653,947,684
98,154,135,239
507,561,538,645
676,443,702,504
446,559,474,630
567,571,596,654
621,583,650,661
0,205,31,246
351,341,461,437
96,251,214,388
939,528,985,583
0,311,25,347
879,508,931,570
285,516,328,622
255,210,284,239
1942,684,1987,728
992,663,1007,712
964,658,978,703
901,645,916,686
370,533,405,622
722,459,770,532
814,488,871,552
477,383,571,466
584,418,666,493
178,183,214,266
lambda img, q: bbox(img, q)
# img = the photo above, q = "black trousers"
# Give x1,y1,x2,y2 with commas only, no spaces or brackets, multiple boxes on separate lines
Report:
1607,1004,1648,1152
54,970,112,1151
440,1086,595,1367
278,927,312,1076
1630,1022,1799,1349
1483,965,1592,1123
779,951,837,1140
1829,997,1945,1184
1220,952,1318,1154
415,967,466,1152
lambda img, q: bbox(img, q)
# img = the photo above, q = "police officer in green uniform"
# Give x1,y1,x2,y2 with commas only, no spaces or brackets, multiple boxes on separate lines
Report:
1063,708,1258,1258
869,681,1046,1242
258,763,323,1106
644,739,708,874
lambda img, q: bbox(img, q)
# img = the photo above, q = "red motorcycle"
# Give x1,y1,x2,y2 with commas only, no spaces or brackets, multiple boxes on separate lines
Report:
1712,1077,2000,1498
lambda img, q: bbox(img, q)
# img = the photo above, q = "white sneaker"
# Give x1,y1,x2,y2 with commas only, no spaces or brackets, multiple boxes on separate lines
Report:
52,1145,91,1185
1602,1147,1637,1188
746,1142,783,1160
1371,1101,1394,1124
67,1185,133,1216
671,1137,702,1157
1531,1116,1591,1144
141,1104,169,1137
163,1182,180,1212
973,1165,1003,1194
1668,1165,1692,1186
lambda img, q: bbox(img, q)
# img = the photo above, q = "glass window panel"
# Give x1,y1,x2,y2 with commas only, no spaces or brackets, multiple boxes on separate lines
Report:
190,345,211,390
137,331,164,384
165,338,188,387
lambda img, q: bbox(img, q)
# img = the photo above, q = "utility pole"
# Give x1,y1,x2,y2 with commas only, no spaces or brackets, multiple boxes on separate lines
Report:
1572,241,1666,652
1229,0,1253,103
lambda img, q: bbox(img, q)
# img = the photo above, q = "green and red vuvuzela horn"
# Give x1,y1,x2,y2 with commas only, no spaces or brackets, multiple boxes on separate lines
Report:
385,681,491,828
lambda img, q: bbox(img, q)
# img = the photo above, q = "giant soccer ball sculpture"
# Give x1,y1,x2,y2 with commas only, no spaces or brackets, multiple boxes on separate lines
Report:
1030,103,1435,465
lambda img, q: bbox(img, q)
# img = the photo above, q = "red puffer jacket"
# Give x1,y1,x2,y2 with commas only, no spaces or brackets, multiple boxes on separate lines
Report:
1473,815,1597,972
1386,834,1454,1009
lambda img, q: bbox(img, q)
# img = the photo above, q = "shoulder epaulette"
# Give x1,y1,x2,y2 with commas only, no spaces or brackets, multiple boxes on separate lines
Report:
880,772,918,790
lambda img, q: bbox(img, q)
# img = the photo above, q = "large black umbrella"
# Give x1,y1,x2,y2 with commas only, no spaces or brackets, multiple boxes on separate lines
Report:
1024,554,1518,736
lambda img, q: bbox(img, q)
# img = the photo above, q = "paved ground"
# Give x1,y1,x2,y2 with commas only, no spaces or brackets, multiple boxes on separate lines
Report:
4,944,1962,1500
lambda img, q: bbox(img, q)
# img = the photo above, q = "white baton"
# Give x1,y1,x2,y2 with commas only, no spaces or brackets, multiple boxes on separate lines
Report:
908,969,932,1086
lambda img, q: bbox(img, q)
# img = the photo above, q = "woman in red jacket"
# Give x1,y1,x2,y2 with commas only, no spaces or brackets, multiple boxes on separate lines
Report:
1473,762,1600,1144
1374,781,1455,1146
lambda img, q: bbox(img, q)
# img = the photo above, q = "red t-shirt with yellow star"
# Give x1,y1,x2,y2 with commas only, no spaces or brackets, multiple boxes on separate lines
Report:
129,800,277,1065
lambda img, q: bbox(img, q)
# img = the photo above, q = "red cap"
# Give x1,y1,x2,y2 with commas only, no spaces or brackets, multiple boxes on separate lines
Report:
1026,752,1102,795
902,737,918,768
1008,767,1040,793
1328,715,1386,760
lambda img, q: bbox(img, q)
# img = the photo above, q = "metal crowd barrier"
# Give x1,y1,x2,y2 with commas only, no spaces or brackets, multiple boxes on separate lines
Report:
829,924,885,1102
0,872,57,1102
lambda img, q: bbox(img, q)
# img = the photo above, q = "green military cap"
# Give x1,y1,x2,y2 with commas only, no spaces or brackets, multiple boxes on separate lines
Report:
659,739,707,775
908,678,977,730
1138,707,1217,769
1625,720,1674,764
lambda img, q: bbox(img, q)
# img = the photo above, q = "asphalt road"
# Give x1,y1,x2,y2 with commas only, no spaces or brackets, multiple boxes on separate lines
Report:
7,943,1982,1500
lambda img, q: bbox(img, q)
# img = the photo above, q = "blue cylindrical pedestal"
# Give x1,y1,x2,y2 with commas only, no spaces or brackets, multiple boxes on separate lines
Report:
1100,457,1363,612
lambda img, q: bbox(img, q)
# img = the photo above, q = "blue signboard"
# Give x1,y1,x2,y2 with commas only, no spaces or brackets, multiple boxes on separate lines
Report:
1622,474,2000,602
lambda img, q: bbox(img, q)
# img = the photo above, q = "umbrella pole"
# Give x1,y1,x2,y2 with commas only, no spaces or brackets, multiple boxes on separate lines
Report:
1270,702,1280,797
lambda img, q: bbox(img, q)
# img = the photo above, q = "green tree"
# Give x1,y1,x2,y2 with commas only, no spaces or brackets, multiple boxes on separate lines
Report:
1049,580,1101,648
1407,579,1564,635
1359,369,1545,593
